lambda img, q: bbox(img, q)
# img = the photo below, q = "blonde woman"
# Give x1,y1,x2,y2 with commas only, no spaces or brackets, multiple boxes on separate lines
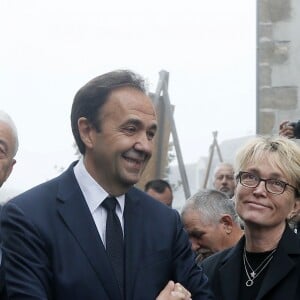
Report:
202,136,300,300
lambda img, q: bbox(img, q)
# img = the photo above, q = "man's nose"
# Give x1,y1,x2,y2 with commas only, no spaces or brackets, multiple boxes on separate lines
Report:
134,133,153,154
221,177,228,183
190,239,201,252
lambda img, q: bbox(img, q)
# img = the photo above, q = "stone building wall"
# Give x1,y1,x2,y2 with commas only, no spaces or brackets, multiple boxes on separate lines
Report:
257,0,300,133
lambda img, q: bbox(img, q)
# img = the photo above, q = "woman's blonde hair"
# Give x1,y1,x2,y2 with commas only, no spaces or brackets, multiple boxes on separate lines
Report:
235,135,300,193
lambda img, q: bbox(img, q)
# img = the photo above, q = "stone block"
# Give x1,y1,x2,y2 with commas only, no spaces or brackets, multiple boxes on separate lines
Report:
270,0,291,22
258,0,291,23
259,86,298,109
272,41,290,64
259,40,274,63
258,65,271,87
258,0,271,23
259,40,290,66
258,110,276,134
259,24,273,39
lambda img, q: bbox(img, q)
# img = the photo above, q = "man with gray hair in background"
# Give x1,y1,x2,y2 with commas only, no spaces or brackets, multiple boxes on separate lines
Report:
181,189,243,263
212,162,236,198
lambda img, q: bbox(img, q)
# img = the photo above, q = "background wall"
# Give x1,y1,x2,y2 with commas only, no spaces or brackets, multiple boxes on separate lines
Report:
257,0,300,133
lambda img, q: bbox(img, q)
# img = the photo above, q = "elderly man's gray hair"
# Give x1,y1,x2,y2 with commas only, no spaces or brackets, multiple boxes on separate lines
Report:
181,189,239,224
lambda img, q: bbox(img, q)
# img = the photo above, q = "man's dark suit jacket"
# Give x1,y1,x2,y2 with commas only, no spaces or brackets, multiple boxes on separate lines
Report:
0,162,213,300
201,226,300,300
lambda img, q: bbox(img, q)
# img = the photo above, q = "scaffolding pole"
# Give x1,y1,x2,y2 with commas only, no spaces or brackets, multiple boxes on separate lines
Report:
202,131,223,188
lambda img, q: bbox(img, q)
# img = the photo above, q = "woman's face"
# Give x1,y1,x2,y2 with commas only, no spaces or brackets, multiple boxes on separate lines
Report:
235,158,297,229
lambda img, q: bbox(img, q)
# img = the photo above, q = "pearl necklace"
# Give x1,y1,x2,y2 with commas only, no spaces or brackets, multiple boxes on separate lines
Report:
243,247,277,287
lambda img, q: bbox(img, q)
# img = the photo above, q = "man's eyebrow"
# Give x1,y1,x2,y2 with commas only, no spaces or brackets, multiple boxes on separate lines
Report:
189,230,204,237
123,118,142,125
123,118,158,130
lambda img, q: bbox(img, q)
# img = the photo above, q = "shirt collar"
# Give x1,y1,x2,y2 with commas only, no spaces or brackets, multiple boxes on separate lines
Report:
73,158,125,213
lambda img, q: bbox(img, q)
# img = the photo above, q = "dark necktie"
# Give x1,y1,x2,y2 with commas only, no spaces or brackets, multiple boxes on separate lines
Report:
102,197,124,298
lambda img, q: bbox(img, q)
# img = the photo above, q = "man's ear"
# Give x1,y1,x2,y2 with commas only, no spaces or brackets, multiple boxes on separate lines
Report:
77,117,94,150
2,158,16,184
220,214,234,234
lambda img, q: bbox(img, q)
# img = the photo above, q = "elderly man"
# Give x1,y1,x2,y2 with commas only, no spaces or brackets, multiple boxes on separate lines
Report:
0,110,19,296
212,162,236,198
181,189,243,262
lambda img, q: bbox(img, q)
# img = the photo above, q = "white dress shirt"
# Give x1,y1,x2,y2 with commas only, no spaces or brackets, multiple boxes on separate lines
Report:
73,158,125,247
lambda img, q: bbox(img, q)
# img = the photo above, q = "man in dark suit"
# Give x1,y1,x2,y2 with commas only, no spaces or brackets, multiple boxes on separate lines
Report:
0,70,212,300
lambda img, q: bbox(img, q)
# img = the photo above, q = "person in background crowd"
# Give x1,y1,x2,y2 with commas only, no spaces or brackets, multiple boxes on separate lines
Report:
0,110,19,297
181,189,243,263
212,162,236,198
145,179,173,207
201,135,300,300
0,70,213,300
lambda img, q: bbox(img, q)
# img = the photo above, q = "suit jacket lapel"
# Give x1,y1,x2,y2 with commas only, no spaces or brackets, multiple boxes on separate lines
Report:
123,188,143,300
219,238,244,300
257,226,300,299
56,164,122,300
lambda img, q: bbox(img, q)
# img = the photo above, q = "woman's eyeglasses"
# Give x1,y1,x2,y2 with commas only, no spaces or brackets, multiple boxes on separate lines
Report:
236,171,299,196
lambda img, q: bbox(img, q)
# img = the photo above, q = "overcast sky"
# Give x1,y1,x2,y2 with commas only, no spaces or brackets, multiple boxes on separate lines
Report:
0,0,256,194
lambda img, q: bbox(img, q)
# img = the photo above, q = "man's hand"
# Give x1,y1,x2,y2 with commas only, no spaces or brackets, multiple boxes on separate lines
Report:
156,281,192,300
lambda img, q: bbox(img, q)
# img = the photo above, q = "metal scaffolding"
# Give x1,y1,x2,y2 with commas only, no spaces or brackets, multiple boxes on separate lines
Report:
202,131,223,188
152,70,191,199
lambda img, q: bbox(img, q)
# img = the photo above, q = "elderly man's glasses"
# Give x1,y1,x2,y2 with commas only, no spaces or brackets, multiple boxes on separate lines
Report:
237,171,299,196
